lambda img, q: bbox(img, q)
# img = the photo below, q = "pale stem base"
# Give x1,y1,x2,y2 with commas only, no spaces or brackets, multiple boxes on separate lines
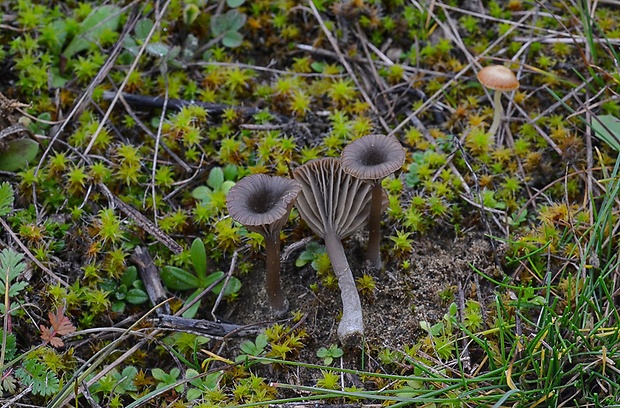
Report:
324,230,364,344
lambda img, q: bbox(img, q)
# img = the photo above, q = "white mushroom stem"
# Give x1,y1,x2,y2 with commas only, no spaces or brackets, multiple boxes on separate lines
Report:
488,90,504,139
323,230,364,343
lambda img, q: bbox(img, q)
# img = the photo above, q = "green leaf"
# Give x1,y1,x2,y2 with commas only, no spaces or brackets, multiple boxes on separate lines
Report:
0,249,25,284
207,167,224,190
190,238,207,282
222,30,243,48
182,289,202,319
226,10,246,31
592,114,620,152
16,359,59,396
62,5,122,58
0,138,39,172
211,10,246,36
214,276,242,296
227,0,245,7
0,330,16,361
0,182,14,217
126,288,148,304
161,266,200,290
223,164,238,181
191,186,213,204
121,266,138,287
221,180,236,195
123,35,139,56
134,18,154,40
146,42,170,58
202,271,243,295
111,301,125,313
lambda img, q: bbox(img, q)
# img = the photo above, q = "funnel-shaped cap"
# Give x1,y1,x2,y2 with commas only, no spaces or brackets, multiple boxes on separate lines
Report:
341,134,406,181
226,174,301,237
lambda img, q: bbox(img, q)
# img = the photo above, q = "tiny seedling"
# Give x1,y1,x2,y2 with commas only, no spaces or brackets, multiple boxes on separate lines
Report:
192,165,237,216
161,238,241,318
316,344,343,365
100,266,149,313
296,241,327,272
236,333,269,366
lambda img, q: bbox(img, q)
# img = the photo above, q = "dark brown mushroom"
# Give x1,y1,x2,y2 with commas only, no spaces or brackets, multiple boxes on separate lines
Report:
226,174,301,315
341,134,405,269
293,158,373,343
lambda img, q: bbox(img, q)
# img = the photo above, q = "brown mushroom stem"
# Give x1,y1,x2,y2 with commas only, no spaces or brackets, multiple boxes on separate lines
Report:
323,230,364,343
264,233,288,315
367,182,384,269
488,90,503,138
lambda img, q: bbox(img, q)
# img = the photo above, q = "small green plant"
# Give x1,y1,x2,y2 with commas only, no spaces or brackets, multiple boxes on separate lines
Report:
161,238,241,318
100,266,148,313
15,356,60,396
316,369,340,389
316,344,343,365
185,368,222,402
236,333,268,366
210,6,247,49
355,274,376,297
296,241,327,271
89,365,139,404
419,303,458,361
192,165,237,220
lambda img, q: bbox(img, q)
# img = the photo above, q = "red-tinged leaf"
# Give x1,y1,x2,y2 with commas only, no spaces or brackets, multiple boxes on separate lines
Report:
40,307,76,348
40,325,55,345
49,336,64,348
48,307,76,336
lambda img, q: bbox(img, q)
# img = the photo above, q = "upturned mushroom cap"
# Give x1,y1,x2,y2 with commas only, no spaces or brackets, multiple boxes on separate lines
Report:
293,158,372,239
226,174,301,237
340,134,406,180
476,65,520,92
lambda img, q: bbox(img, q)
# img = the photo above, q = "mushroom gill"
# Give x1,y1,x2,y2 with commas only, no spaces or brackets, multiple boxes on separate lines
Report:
293,158,373,343
341,134,405,269
226,174,301,315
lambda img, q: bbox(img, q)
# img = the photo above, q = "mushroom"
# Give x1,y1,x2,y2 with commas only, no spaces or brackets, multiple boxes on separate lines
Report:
341,134,405,269
476,65,520,142
226,174,301,315
293,158,373,343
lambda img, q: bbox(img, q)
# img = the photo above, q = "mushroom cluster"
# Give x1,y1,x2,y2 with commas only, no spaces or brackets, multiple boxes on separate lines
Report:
294,158,373,343
225,134,405,343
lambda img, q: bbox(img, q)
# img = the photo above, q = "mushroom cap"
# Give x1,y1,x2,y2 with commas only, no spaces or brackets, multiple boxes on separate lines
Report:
340,134,406,181
476,65,519,91
293,158,372,239
226,174,301,237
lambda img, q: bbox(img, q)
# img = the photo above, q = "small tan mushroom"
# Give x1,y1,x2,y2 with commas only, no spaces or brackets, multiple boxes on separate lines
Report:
341,134,405,269
477,65,520,141
226,174,301,315
293,158,373,343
